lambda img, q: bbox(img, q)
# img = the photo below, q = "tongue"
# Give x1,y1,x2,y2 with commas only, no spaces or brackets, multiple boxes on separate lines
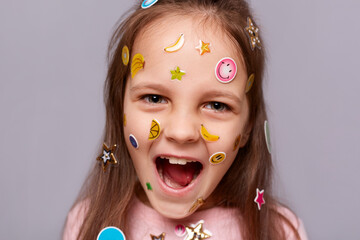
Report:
163,161,196,187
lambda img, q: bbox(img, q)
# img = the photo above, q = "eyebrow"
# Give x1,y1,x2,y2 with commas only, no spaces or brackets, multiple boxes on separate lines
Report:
204,90,242,104
130,83,170,93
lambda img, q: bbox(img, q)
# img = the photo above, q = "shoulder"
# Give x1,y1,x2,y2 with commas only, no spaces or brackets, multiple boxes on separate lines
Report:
62,200,89,240
276,206,308,240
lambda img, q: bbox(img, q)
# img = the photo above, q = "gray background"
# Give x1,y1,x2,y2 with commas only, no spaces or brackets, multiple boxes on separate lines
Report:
1,0,359,239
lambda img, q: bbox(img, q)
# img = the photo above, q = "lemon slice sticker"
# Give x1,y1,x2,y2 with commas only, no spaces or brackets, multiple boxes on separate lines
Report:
149,119,161,140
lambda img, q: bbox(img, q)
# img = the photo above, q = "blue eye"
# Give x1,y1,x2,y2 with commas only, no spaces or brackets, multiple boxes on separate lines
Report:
204,102,229,112
142,94,167,104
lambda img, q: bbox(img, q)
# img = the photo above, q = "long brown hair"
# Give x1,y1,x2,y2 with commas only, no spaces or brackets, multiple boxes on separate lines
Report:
72,0,300,239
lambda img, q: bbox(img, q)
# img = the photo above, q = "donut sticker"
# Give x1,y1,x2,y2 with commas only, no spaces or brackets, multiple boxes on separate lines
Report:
215,57,237,83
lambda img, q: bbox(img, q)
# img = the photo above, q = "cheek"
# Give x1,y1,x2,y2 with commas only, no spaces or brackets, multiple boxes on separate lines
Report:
123,112,153,160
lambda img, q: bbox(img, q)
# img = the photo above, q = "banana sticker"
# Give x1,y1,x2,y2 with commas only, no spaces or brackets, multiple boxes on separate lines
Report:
131,53,145,78
200,124,219,142
164,33,185,53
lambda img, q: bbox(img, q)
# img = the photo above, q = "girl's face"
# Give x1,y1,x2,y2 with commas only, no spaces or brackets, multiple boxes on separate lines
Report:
123,15,249,219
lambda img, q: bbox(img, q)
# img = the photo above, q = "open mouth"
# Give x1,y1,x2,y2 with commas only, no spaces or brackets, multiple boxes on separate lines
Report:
156,156,203,189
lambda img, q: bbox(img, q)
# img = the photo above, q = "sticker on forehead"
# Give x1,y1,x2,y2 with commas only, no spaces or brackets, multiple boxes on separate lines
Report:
129,134,139,149
122,46,129,66
149,119,161,140
209,152,226,164
141,0,158,9
195,40,210,55
164,33,185,53
215,57,237,83
170,66,185,81
131,53,145,79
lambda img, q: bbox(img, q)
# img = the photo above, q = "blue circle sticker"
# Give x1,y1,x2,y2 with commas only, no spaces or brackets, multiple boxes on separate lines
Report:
129,134,139,149
97,227,126,240
141,0,158,9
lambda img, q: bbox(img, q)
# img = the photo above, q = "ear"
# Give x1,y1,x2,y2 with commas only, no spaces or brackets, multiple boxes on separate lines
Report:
239,121,253,147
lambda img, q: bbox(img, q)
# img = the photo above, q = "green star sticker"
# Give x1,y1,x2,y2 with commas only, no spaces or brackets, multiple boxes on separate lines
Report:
170,66,185,81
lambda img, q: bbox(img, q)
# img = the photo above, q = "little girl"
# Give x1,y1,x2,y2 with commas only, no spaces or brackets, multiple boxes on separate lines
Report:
63,0,308,239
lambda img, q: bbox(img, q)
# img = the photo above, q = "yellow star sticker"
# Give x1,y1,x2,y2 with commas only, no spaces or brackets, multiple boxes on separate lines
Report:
170,66,185,81
96,143,118,172
244,17,262,50
195,40,210,55
150,232,165,240
185,221,211,240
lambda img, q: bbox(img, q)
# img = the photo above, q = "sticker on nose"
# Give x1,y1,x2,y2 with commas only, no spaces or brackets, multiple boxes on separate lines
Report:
209,152,226,164
215,57,237,83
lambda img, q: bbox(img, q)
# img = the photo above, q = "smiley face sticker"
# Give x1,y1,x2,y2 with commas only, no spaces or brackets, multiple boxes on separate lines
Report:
209,152,226,164
215,57,237,83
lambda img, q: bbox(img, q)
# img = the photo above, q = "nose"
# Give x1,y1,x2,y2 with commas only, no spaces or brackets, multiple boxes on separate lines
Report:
163,108,200,144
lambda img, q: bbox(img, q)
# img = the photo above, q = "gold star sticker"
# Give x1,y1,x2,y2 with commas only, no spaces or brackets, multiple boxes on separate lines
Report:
185,221,211,240
150,232,165,240
170,66,185,81
244,17,262,50
195,40,211,55
96,143,118,172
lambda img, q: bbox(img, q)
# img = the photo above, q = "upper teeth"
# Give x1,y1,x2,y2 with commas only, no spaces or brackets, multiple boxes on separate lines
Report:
164,156,194,165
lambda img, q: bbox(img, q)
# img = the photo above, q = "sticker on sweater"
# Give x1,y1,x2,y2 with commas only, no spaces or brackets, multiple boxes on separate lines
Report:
97,226,126,240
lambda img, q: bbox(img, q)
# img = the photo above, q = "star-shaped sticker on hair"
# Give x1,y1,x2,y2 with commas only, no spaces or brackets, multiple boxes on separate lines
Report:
150,232,165,240
185,221,211,240
244,17,262,50
170,66,185,81
195,40,210,55
96,143,118,172
254,188,265,210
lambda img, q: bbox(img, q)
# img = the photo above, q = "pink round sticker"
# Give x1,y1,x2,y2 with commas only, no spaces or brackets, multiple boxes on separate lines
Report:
174,224,186,237
215,57,237,83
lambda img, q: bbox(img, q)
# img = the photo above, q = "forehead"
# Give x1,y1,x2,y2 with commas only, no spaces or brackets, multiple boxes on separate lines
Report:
130,15,247,93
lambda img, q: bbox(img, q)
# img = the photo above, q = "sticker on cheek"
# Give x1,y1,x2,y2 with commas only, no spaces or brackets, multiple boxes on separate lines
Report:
146,182,152,190
129,134,139,149
149,119,161,140
122,46,129,66
209,152,226,164
141,0,158,9
233,134,241,151
131,53,145,79
245,74,255,93
123,114,126,127
215,57,237,83
200,124,219,142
